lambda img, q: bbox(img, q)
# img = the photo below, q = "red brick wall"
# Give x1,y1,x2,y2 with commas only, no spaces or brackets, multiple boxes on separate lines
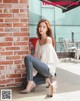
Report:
0,0,29,87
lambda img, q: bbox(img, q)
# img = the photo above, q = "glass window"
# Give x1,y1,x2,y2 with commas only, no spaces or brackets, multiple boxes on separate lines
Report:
29,26,37,37
29,0,41,24
42,8,54,25
29,0,55,37
55,6,80,25
29,0,80,51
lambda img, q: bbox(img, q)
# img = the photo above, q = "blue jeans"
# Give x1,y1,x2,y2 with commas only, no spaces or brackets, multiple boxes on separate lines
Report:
24,55,52,85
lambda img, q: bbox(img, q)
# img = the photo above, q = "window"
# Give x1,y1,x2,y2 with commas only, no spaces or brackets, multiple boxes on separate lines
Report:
29,0,55,37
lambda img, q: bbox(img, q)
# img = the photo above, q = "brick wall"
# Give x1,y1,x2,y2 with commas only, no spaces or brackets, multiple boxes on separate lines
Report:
0,0,29,87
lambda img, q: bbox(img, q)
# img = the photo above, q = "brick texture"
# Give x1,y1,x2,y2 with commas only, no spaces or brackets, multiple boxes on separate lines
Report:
0,0,29,87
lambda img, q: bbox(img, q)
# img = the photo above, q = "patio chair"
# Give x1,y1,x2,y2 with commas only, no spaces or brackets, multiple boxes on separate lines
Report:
29,37,38,55
58,37,64,53
75,48,80,62
58,37,65,52
58,37,66,59
63,39,77,60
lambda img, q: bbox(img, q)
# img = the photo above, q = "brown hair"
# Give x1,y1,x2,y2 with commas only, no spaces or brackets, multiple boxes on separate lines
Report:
37,19,55,47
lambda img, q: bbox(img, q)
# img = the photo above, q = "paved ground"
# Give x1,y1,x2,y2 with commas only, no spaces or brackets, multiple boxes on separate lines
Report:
0,60,80,101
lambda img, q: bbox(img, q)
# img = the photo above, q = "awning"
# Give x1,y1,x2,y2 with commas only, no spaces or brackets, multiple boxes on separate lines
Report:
41,0,80,12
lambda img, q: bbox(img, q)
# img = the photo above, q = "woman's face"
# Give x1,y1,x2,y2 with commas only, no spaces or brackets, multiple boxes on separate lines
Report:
38,22,48,35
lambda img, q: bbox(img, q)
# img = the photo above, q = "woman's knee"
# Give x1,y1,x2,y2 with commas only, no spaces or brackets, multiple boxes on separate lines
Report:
24,55,32,61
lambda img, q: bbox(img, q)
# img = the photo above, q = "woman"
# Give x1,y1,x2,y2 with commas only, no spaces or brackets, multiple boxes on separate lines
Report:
20,19,60,97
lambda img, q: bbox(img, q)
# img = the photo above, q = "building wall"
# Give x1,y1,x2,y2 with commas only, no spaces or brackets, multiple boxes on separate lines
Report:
0,0,29,87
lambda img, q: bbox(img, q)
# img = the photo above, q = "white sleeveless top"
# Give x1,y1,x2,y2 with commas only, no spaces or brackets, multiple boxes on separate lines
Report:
35,40,60,76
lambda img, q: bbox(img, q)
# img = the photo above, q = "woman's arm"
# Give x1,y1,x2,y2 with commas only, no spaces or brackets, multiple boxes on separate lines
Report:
35,40,39,58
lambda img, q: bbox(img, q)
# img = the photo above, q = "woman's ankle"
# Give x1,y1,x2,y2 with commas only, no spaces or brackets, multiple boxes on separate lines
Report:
46,78,51,85
26,81,36,88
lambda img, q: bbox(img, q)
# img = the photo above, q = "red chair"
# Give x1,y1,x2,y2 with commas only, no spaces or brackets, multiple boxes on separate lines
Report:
29,37,38,55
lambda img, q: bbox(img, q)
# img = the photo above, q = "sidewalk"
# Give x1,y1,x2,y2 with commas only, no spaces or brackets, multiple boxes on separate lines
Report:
0,61,80,101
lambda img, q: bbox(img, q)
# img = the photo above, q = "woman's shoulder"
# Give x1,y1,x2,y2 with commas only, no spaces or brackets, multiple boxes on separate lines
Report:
46,37,52,44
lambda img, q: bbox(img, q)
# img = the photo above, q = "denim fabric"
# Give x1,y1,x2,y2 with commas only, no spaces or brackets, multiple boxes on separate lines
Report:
33,72,45,85
24,55,52,85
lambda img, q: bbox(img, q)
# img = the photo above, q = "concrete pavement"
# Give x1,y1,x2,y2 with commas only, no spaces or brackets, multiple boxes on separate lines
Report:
0,61,80,101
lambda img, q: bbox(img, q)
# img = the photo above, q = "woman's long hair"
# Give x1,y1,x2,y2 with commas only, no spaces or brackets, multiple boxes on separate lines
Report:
37,19,55,47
